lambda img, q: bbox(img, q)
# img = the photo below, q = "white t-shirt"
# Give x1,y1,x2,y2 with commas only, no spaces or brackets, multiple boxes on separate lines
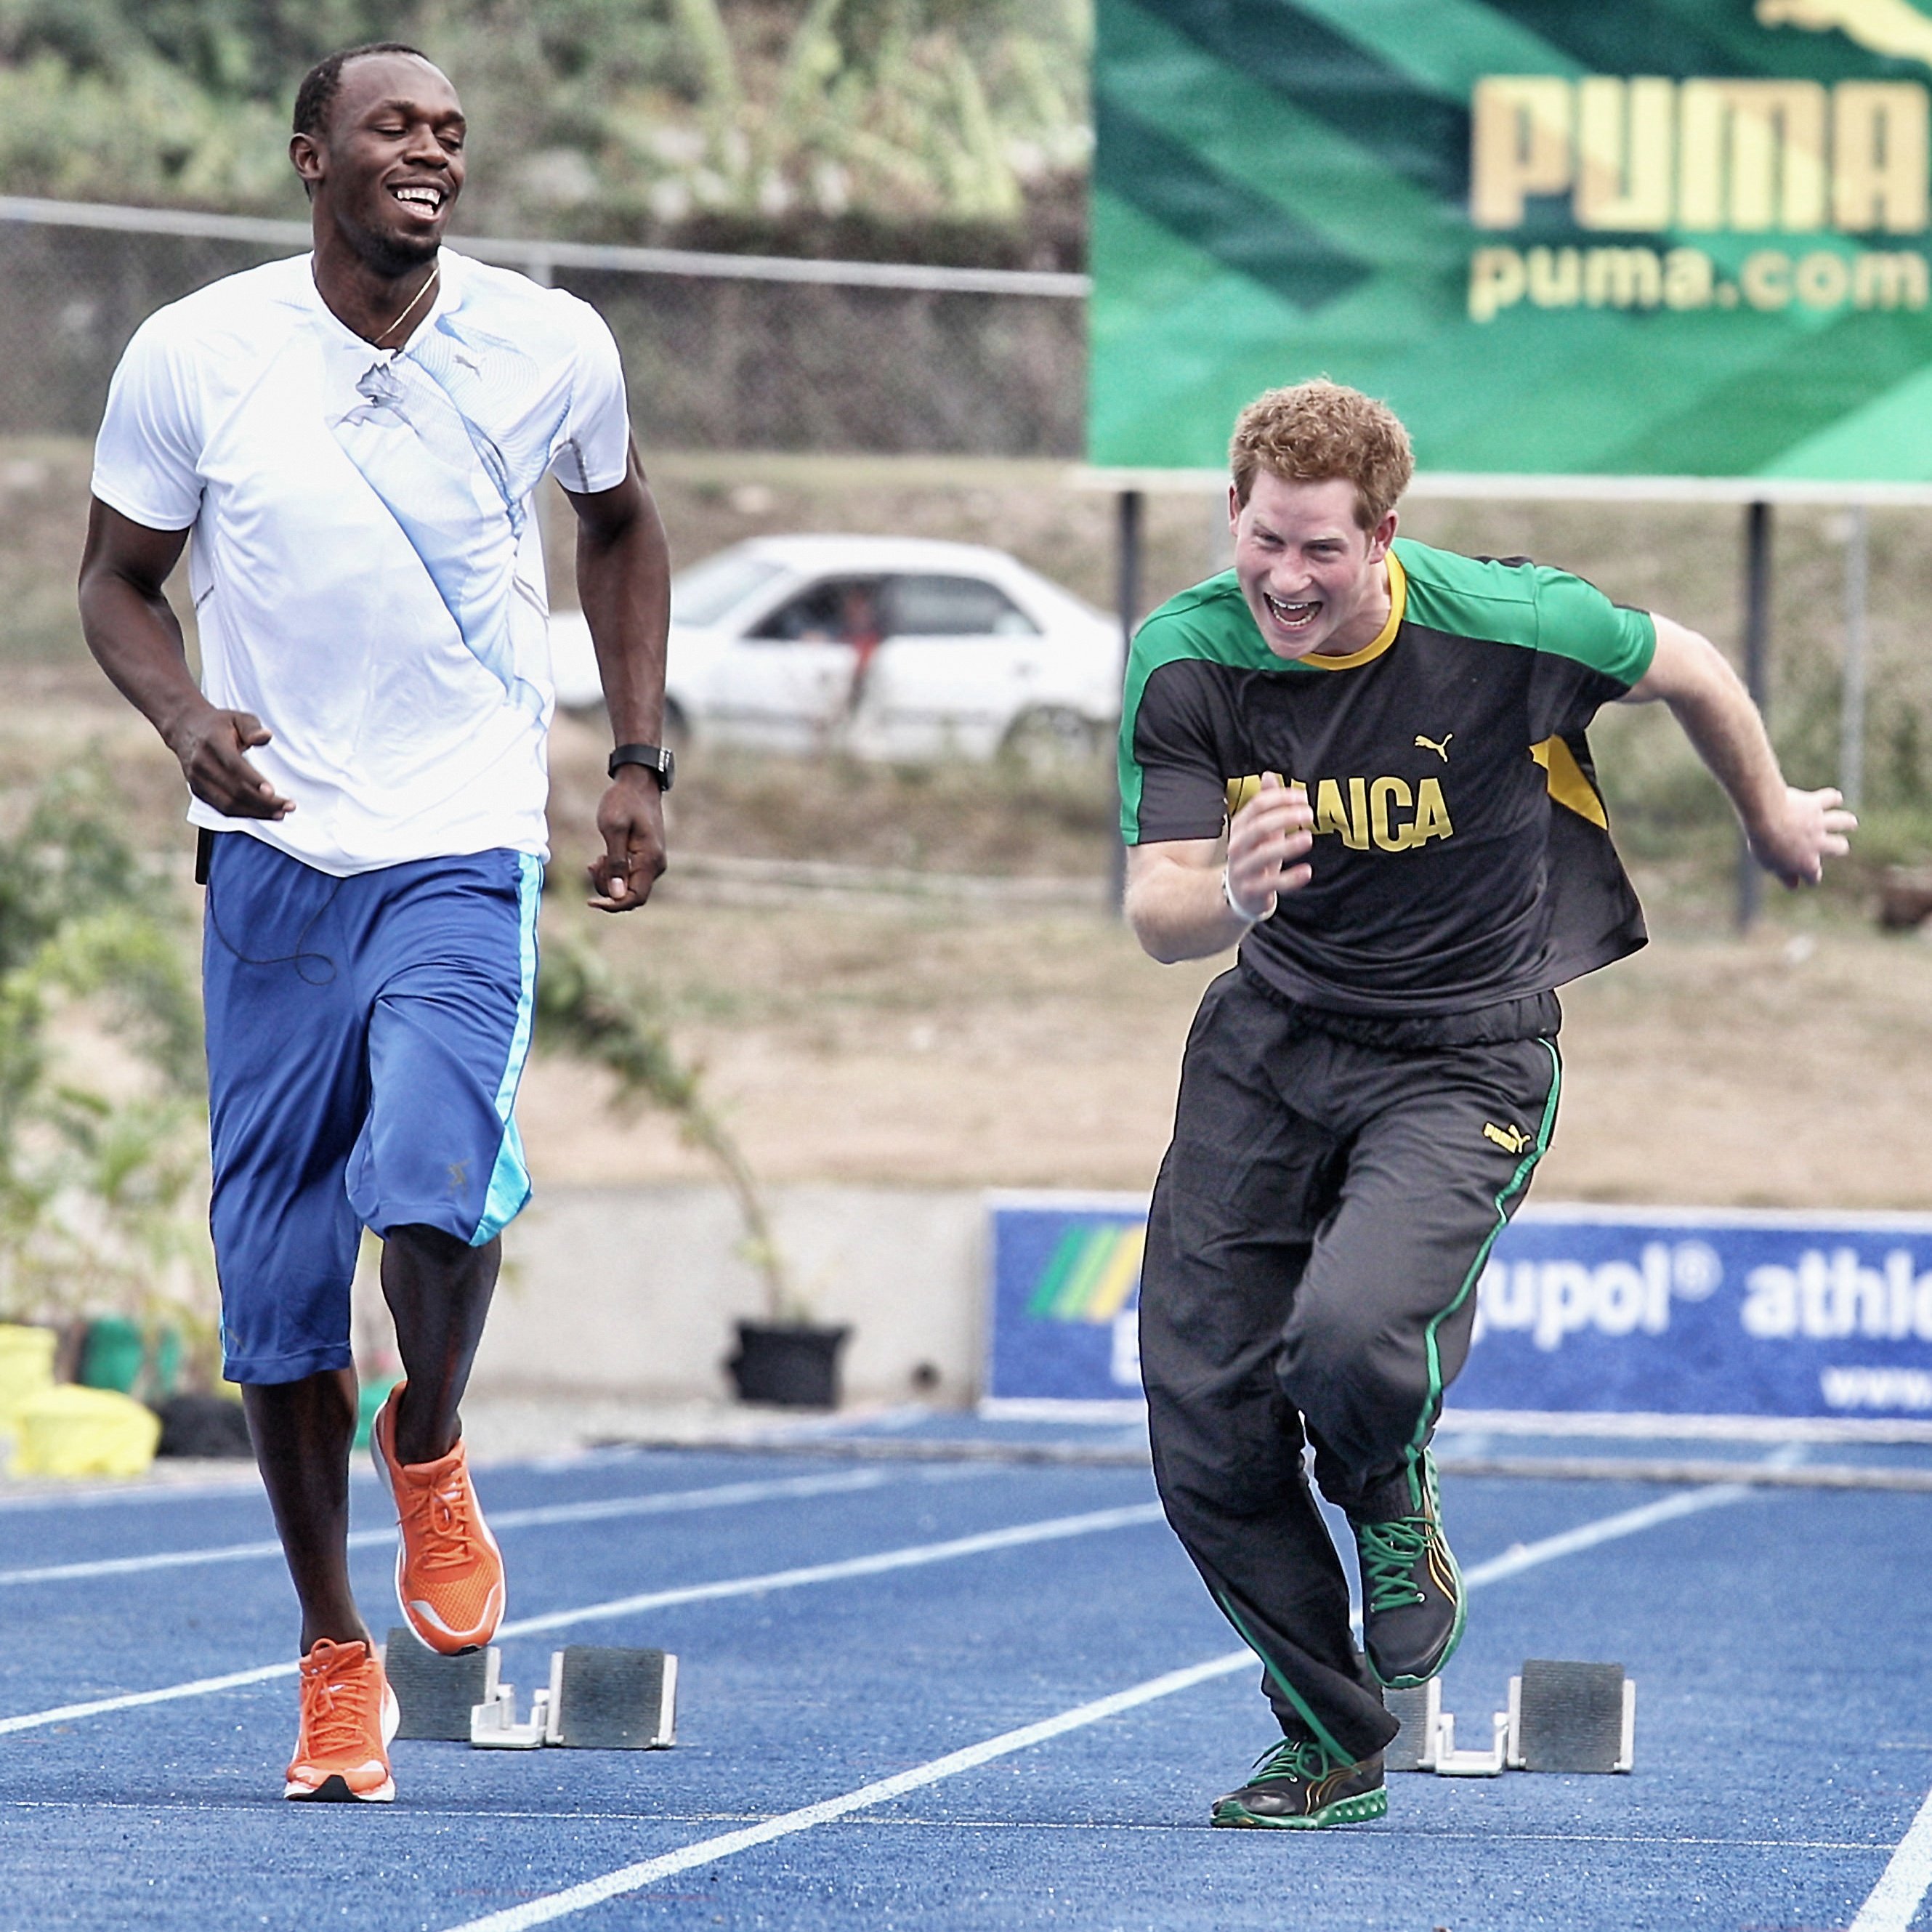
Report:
91,249,631,875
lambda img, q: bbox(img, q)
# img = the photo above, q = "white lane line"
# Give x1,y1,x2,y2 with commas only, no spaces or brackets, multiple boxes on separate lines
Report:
1850,1784,1932,1932
493,1503,1165,1638
0,1795,1891,1854
0,1662,296,1737
449,1652,1256,1932
0,1502,1166,1739
439,1479,1764,1932
0,1474,266,1514
0,1538,294,1586
0,1468,908,1588
1460,1480,1756,1588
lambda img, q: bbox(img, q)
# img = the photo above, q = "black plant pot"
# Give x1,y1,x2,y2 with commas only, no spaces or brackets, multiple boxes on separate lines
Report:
153,1393,254,1458
727,1321,852,1409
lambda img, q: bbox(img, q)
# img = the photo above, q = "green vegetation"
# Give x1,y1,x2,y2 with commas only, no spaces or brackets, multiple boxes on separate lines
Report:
0,1,1089,261
0,763,216,1356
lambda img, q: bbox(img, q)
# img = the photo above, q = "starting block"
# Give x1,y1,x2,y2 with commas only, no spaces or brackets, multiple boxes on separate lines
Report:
1384,1680,1511,1775
1382,1683,1440,1773
471,1645,678,1751
383,1628,503,1742
1508,1660,1634,1774
470,1680,550,1749
1386,1661,1634,1777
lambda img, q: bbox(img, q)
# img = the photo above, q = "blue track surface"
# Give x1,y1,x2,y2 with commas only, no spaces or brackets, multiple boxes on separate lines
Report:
3,1421,1931,1931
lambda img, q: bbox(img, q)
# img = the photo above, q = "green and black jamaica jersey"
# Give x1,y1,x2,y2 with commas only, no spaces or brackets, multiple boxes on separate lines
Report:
1120,538,1657,1019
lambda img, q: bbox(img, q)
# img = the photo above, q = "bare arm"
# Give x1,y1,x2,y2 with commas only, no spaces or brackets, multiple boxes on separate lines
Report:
1124,774,1314,963
1623,615,1854,887
563,441,672,913
76,498,293,819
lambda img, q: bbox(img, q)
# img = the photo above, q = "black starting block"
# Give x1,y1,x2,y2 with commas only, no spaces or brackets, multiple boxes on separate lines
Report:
1382,1684,1436,1773
470,1645,678,1751
1385,1660,1634,1777
1508,1660,1633,1774
548,1645,678,1749
382,1628,502,1742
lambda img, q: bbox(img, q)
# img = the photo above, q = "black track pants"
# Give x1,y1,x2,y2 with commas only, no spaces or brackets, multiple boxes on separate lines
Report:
1140,969,1562,1763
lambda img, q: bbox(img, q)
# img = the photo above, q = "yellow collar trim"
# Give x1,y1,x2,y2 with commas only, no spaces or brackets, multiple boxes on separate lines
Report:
1295,550,1405,672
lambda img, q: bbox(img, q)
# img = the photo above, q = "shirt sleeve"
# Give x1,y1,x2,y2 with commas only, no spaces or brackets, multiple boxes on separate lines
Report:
547,301,631,494
1528,565,1657,740
1121,652,1235,846
89,315,204,531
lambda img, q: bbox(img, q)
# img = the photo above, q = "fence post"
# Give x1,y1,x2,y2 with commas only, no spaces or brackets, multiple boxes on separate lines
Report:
1737,500,1773,933
1109,488,1144,916
1840,504,1868,812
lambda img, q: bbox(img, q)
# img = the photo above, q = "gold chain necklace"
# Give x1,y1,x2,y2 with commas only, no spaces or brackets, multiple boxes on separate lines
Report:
372,262,440,352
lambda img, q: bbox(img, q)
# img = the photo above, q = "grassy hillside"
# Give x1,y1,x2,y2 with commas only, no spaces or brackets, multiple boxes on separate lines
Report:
0,0,1088,264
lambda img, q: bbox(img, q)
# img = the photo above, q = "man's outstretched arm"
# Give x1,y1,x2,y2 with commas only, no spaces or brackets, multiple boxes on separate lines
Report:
76,498,294,819
563,442,671,913
1622,614,1854,886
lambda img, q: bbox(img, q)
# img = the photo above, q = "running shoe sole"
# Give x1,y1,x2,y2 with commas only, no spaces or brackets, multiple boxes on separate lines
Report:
1210,1787,1389,1830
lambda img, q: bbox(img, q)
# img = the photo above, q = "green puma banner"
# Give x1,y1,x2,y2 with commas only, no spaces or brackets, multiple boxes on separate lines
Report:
1089,0,1932,482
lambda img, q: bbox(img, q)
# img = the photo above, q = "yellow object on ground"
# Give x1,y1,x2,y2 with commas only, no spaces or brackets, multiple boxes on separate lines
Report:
12,1383,160,1478
0,1324,58,1436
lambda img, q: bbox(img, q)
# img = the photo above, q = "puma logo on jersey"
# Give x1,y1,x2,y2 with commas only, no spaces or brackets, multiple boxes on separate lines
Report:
1414,732,1453,762
1483,1121,1532,1155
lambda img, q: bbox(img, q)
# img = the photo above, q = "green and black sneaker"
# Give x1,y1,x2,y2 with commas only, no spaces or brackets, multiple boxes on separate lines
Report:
1351,1452,1466,1691
1210,1735,1387,1830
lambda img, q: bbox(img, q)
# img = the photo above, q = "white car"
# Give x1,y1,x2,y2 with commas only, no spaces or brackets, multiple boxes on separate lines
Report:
549,535,1123,763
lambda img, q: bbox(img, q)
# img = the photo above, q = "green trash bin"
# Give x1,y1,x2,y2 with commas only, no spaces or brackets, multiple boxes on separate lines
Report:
78,1319,182,1398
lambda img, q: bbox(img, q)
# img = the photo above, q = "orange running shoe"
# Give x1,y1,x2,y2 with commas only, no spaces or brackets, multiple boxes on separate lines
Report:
285,1638,398,1802
370,1381,506,1654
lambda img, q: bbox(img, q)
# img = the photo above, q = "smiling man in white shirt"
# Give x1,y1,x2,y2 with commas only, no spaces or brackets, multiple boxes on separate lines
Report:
78,42,674,1804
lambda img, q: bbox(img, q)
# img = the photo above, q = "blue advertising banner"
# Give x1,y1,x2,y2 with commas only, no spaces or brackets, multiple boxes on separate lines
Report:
982,1192,1150,1415
982,1195,1932,1423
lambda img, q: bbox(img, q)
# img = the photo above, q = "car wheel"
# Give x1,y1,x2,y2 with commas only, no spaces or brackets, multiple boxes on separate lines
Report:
998,706,1102,773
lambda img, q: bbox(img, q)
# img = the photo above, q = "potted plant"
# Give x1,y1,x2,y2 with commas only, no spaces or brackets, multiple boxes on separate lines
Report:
534,931,850,1409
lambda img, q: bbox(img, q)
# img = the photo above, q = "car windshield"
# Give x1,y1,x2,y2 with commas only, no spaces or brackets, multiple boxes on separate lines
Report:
670,550,789,628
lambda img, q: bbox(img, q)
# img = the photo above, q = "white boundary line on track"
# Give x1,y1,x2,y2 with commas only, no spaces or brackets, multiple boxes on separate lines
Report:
437,1482,1762,1932
0,1503,1165,1738
0,1468,918,1588
0,1474,265,1513
1850,1785,1932,1932
450,1654,1257,1932
1456,1482,1754,1585
490,1503,1164,1639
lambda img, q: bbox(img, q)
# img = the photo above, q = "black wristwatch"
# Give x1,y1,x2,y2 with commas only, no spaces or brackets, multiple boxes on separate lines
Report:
608,743,675,791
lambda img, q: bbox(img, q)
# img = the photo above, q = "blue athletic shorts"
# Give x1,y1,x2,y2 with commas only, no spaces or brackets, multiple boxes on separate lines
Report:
202,833,541,1386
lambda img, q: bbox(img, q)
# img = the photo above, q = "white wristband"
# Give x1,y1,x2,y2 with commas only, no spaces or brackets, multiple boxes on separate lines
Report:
1221,864,1276,926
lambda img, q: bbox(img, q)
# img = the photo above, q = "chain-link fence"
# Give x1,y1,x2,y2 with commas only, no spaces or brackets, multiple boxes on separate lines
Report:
0,196,1089,456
